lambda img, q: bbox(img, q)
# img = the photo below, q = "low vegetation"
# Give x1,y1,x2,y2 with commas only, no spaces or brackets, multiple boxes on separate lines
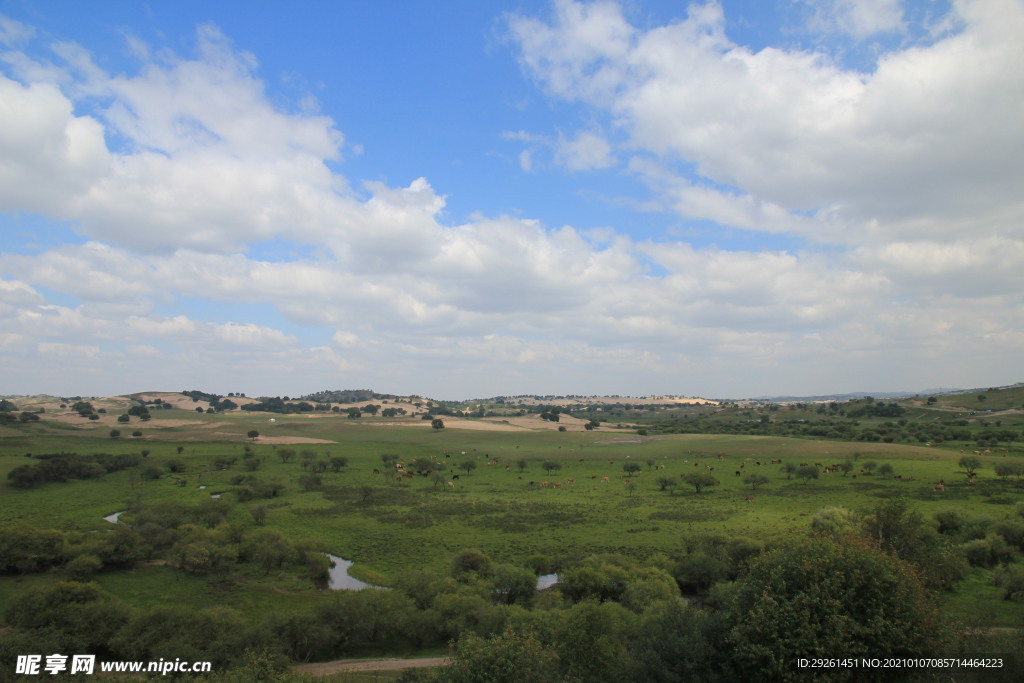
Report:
0,386,1022,680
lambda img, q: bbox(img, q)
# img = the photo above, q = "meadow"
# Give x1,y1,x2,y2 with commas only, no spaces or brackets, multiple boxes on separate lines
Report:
2,391,1023,636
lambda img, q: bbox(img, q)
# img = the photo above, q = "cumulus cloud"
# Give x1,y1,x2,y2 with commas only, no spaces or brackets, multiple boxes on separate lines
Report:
799,0,906,38
509,0,1024,244
0,6,1020,398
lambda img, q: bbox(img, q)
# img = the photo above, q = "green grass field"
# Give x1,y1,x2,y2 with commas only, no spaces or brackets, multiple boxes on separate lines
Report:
2,402,1024,630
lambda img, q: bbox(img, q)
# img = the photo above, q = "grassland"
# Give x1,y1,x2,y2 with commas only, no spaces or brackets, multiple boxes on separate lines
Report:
2,392,1024,631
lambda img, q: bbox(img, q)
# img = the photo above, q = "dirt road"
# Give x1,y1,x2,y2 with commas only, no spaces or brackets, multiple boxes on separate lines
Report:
292,656,447,675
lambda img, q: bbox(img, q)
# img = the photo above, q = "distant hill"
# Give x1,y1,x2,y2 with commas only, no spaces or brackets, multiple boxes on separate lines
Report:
299,389,394,403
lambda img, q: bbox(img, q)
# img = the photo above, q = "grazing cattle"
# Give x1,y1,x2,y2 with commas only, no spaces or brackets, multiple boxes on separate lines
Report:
554,482,563,488
505,465,511,471
745,496,754,502
756,461,761,466
447,481,454,488
591,475,597,479
540,481,549,488
601,477,610,483
373,468,380,474
567,478,576,485
528,481,535,487
771,459,781,464
452,474,460,480
814,463,823,467
934,484,944,491
735,470,741,477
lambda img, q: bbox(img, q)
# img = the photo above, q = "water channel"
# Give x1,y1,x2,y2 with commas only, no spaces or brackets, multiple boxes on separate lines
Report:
99,511,561,596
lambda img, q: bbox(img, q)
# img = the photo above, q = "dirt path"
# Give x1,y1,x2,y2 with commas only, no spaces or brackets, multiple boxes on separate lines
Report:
292,656,447,675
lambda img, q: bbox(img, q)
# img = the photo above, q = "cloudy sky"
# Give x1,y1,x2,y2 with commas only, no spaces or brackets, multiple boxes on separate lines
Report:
1,0,1022,400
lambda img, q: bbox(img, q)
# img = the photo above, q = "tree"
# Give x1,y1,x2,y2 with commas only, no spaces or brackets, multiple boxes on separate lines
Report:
878,463,895,479
862,461,877,475
329,456,348,472
132,430,143,438
491,564,537,605
247,430,259,441
780,463,797,479
958,455,981,474
743,474,769,490
838,461,853,476
724,535,950,680
622,462,642,476
994,564,1024,600
249,505,268,526
109,429,121,439
542,461,562,474
516,458,528,472
117,414,130,423
458,460,477,475
655,476,677,492
681,472,717,494
434,627,559,683
796,466,819,484
298,474,321,491
431,418,445,430
995,462,1024,479
450,548,494,580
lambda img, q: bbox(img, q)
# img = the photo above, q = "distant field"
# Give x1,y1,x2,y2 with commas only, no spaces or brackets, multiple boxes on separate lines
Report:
2,401,1024,627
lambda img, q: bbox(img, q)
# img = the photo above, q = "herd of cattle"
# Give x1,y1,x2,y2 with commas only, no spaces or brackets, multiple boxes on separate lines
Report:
362,447,967,496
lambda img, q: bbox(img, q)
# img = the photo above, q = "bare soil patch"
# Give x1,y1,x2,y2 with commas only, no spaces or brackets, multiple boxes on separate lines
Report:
292,657,446,675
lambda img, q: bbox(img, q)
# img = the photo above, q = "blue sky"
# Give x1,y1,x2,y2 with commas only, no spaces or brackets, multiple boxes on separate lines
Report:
0,0,1021,399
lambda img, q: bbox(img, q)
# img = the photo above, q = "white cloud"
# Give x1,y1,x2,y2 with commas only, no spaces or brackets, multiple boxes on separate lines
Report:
800,0,906,38
510,0,1024,245
555,130,615,170
0,8,1020,398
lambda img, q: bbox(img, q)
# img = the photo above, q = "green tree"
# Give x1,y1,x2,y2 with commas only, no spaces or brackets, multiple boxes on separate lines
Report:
622,462,642,476
450,548,494,580
724,535,950,680
958,455,981,474
655,475,677,492
681,472,717,494
432,418,445,430
491,564,537,605
795,466,819,484
743,474,769,490
629,599,727,683
542,461,562,474
247,430,259,441
109,429,121,439
432,627,559,683
458,460,477,475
